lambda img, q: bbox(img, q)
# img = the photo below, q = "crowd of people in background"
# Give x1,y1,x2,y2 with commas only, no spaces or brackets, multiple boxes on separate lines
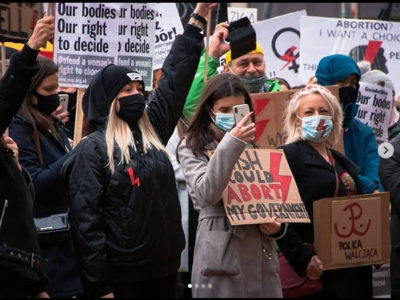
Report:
1,3,400,298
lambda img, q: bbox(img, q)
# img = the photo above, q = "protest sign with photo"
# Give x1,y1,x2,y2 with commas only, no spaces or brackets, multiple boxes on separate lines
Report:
313,192,390,270
0,3,43,43
54,3,156,90
356,82,393,143
153,3,183,70
215,148,310,226
300,16,400,93
252,10,306,88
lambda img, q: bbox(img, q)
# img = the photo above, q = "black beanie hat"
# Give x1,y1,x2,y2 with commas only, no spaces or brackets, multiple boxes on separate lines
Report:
83,64,145,127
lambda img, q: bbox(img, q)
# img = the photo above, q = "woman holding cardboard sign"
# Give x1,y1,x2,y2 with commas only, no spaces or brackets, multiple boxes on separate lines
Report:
177,73,286,298
277,84,373,298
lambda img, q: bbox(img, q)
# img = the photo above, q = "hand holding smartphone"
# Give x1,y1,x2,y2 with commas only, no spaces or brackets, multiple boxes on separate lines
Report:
233,104,252,126
58,94,69,113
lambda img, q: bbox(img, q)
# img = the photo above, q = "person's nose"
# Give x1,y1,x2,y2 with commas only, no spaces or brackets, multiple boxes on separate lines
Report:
246,63,257,75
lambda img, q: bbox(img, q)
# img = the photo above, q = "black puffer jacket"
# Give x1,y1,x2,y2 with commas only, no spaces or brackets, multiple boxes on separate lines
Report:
63,24,204,298
0,45,47,295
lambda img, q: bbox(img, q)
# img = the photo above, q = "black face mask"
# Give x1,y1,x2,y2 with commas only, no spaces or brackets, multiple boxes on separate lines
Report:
117,94,146,125
33,91,60,116
339,86,358,109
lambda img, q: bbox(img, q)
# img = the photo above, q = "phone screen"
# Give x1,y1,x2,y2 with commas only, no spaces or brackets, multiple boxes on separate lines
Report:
58,94,69,112
233,104,252,126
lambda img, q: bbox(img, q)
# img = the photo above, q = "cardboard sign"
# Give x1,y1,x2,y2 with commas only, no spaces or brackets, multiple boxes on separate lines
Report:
313,192,390,270
252,85,344,153
0,3,42,43
356,82,393,143
217,148,310,226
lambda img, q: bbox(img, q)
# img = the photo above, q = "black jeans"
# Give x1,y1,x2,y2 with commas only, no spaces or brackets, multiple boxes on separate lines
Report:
111,273,178,298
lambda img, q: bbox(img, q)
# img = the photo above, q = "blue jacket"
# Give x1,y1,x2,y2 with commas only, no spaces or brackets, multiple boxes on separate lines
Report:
344,103,381,193
316,54,381,193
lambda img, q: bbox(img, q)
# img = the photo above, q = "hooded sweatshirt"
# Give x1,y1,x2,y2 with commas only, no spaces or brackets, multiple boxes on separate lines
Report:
316,54,381,193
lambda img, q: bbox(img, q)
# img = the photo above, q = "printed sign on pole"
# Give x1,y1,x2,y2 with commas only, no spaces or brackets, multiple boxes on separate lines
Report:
55,3,156,90
300,16,400,93
117,3,156,91
253,10,307,88
153,3,183,70
54,3,120,88
356,82,393,143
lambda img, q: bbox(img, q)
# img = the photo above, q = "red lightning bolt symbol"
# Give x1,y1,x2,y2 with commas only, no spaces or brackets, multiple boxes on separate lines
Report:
280,46,298,71
252,98,270,142
270,152,292,204
363,40,383,65
316,119,327,138
127,167,140,187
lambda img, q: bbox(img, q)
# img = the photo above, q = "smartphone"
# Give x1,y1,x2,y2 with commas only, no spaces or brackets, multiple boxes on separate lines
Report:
58,94,69,112
233,104,252,126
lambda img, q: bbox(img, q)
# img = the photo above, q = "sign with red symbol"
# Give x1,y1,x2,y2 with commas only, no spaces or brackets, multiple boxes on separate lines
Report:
212,149,309,226
251,85,344,153
300,16,400,94
252,10,306,88
313,192,390,269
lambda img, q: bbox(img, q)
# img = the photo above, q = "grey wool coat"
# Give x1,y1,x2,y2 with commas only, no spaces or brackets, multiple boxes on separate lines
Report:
178,133,284,298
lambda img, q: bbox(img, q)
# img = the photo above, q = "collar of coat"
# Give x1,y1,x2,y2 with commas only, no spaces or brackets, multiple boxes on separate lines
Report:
299,140,360,177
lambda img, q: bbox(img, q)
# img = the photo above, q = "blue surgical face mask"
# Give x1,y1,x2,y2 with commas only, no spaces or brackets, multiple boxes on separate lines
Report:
228,67,267,93
211,110,235,132
299,115,333,143
238,74,267,93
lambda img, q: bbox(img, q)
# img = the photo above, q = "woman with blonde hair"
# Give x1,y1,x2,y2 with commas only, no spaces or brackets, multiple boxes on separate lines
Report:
62,3,217,297
277,84,373,298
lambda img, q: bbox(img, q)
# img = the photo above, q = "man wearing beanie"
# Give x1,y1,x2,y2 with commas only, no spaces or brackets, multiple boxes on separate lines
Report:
183,22,281,119
63,3,218,298
315,54,381,197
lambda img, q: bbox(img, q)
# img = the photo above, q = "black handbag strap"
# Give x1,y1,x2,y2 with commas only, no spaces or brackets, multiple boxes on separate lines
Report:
327,149,340,197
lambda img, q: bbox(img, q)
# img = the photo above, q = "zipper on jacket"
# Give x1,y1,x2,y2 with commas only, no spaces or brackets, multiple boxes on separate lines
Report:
0,200,9,233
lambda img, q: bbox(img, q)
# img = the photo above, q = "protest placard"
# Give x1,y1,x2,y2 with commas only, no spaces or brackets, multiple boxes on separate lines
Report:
117,3,156,91
252,10,306,88
153,3,183,70
216,148,310,226
252,86,344,153
54,3,156,90
313,192,390,270
300,16,400,93
356,82,393,143
54,3,119,87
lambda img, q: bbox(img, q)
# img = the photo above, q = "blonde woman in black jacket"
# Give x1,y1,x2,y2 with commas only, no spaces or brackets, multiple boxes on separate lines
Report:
63,3,217,298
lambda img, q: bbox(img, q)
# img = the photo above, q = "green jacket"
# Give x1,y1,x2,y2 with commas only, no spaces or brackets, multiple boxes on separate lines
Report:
183,50,282,120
